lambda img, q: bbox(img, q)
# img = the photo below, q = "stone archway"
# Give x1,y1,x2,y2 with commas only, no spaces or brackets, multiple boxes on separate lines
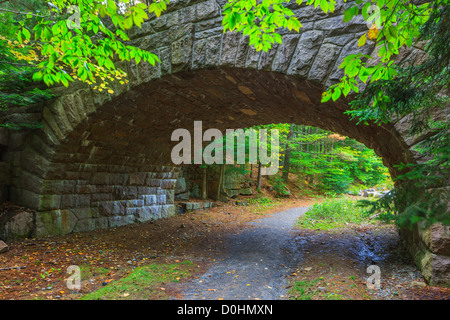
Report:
2,67,413,236
0,0,447,286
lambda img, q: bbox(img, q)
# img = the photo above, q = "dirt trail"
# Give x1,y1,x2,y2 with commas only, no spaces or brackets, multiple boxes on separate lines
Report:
1,199,449,300
178,207,309,300
176,206,450,300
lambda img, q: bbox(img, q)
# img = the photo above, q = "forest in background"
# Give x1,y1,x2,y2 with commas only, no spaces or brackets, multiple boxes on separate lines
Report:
264,123,391,196
197,123,392,201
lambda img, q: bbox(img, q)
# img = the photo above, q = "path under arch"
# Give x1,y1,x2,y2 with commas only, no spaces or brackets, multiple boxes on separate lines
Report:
176,206,424,300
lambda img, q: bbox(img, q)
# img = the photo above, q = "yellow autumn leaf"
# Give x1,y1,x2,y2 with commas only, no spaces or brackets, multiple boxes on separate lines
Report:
358,34,367,47
368,24,379,40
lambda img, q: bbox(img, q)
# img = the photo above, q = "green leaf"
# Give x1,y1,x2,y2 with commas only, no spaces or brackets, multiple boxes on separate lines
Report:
343,6,358,22
359,68,370,83
342,84,351,97
124,16,133,30
320,0,329,13
273,33,282,44
32,71,43,82
22,28,31,41
51,23,60,35
321,91,332,103
332,88,342,101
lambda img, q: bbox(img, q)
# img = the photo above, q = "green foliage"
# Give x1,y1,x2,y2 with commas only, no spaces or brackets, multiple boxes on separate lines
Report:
296,197,373,230
268,174,290,196
224,0,443,103
346,4,450,228
285,125,391,194
323,0,446,105
0,2,55,127
222,0,303,52
80,260,196,300
0,0,168,97
0,67,54,108
0,0,169,128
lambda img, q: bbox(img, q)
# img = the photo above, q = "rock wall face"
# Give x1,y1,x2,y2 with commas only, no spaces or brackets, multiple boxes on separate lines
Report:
399,223,450,287
0,0,447,285
0,165,178,239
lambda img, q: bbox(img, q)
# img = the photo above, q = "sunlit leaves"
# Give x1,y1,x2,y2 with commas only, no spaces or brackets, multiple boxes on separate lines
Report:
222,0,303,52
8,0,165,93
343,5,359,22
357,34,367,47
319,0,445,108
149,0,169,17
225,0,446,112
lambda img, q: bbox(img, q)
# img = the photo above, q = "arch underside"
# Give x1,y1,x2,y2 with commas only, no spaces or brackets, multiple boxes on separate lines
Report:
48,67,411,178
3,67,414,238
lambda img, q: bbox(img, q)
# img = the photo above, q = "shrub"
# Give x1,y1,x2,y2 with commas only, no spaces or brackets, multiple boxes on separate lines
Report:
296,197,372,230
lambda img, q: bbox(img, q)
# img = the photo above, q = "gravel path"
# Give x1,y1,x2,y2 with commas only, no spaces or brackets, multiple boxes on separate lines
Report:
178,207,309,300
176,205,438,300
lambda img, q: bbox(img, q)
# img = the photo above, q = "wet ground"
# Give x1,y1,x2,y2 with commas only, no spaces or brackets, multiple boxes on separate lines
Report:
177,206,449,300
1,200,448,300
179,207,309,299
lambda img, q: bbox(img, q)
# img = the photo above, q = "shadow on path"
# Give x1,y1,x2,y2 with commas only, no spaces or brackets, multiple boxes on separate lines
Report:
178,207,309,300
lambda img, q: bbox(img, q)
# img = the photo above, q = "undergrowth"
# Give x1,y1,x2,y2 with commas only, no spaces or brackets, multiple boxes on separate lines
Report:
296,197,375,230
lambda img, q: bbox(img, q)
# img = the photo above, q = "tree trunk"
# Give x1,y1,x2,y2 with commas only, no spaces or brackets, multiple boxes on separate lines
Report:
282,124,294,182
257,162,262,191
202,166,207,200
217,165,225,201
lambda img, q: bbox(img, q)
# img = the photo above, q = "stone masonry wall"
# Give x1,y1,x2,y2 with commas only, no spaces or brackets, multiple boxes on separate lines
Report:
1,165,178,240
399,223,450,287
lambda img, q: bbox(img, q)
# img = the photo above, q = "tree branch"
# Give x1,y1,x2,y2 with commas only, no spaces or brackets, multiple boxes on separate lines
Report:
0,60,36,67
0,7,46,17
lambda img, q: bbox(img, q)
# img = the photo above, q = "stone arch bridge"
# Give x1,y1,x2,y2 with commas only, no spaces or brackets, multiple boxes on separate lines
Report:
0,0,448,285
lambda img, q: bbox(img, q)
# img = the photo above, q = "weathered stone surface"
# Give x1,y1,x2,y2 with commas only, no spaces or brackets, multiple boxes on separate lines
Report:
171,31,194,72
195,0,220,21
308,43,342,83
419,223,450,255
108,215,136,228
35,209,78,237
205,34,223,68
272,35,300,73
245,46,261,69
220,32,241,67
287,30,324,77
418,250,450,287
224,171,244,190
314,14,367,36
0,240,8,253
239,188,253,195
175,177,187,194
1,211,34,240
